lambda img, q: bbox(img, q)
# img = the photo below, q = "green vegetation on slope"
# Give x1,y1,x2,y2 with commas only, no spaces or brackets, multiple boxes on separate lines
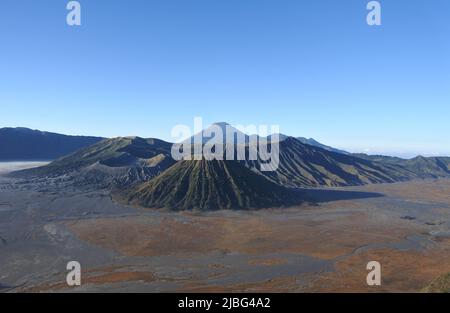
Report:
354,154,450,179
123,159,304,211
248,138,417,187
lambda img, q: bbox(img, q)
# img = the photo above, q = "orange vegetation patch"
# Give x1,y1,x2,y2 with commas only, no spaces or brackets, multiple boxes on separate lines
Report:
248,258,288,266
65,210,419,260
23,267,155,292
308,244,450,292
83,271,155,284
178,276,301,293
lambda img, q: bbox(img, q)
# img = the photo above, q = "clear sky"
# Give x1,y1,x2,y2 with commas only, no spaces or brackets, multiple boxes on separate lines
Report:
1,0,449,157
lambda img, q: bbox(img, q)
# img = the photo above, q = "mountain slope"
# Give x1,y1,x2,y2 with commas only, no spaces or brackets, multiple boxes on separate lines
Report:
267,133,349,154
7,125,449,192
0,127,104,161
11,137,176,188
244,137,417,187
296,137,350,155
403,156,450,177
186,122,251,145
122,159,304,211
354,154,450,178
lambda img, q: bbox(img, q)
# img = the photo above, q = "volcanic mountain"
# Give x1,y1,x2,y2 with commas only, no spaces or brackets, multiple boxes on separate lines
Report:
122,159,304,211
8,124,450,210
244,137,418,187
11,136,176,188
181,125,407,187
185,122,252,145
12,128,447,190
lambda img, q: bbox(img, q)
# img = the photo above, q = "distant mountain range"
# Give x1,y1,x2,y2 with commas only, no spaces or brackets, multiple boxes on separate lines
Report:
5,124,450,211
0,127,104,161
353,153,450,179
0,126,348,161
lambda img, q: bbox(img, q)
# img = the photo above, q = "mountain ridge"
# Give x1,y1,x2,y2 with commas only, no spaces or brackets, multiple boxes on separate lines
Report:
5,124,450,210
0,127,104,161
10,136,176,189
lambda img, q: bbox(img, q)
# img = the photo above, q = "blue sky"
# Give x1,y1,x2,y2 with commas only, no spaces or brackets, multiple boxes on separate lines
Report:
1,0,449,157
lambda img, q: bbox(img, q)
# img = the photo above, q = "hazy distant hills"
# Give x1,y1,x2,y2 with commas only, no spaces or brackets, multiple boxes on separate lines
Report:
0,127,104,161
123,159,304,211
7,124,450,210
354,154,450,178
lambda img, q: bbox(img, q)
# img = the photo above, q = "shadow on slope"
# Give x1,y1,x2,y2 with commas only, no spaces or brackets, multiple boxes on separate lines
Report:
301,188,384,203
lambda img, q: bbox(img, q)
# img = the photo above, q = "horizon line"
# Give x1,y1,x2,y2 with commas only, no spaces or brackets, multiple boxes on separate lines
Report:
1,125,449,160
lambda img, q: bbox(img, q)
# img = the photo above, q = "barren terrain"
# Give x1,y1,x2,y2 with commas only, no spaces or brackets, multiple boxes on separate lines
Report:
1,172,450,292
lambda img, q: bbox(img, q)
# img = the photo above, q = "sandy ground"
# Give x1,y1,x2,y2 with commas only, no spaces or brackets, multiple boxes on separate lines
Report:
1,172,450,292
